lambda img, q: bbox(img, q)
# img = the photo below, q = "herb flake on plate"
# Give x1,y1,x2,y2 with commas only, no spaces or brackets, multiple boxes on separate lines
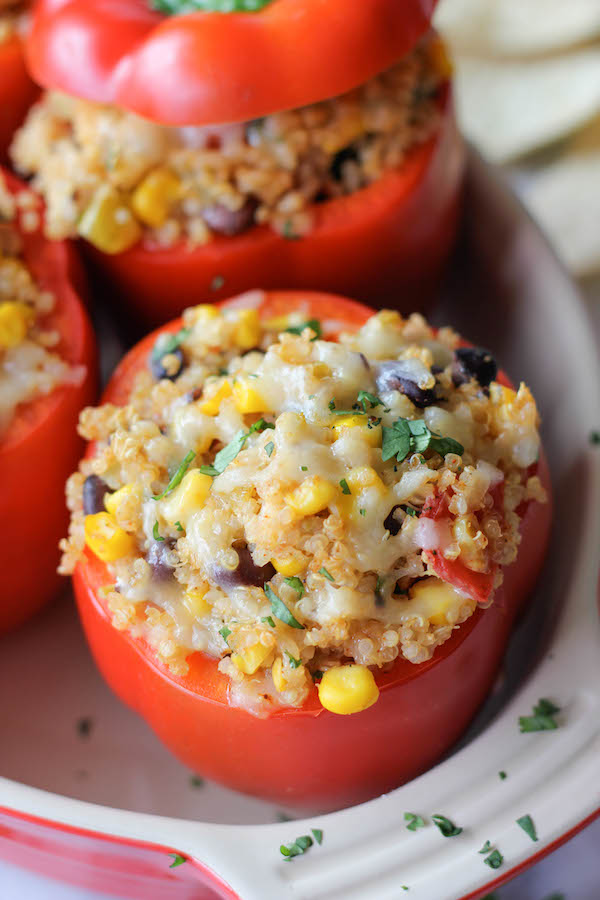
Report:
168,853,186,868
432,814,462,837
519,698,560,732
404,813,426,832
516,814,538,842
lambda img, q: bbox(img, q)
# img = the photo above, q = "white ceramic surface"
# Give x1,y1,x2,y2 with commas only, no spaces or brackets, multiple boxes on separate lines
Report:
0,153,598,900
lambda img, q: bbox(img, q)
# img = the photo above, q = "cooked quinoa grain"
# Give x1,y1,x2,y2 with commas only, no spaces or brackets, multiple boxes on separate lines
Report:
62,299,546,715
12,35,446,252
0,175,80,435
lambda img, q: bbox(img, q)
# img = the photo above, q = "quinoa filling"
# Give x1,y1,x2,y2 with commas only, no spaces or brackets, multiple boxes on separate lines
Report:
0,175,79,435
12,34,448,253
61,300,546,714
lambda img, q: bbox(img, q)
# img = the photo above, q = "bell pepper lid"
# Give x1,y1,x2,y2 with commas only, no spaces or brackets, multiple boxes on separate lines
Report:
26,0,439,126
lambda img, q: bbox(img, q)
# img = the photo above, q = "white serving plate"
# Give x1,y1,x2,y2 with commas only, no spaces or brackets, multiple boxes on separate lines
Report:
0,152,598,900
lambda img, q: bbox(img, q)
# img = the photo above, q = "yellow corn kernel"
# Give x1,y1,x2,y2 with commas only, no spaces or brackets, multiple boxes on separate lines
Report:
263,315,290,332
162,469,212,526
78,185,142,254
232,378,269,414
376,310,402,327
333,416,382,448
104,482,142,517
183,587,211,618
198,380,232,415
452,514,487,572
231,642,272,675
344,466,386,495
131,167,181,228
318,665,379,715
286,476,337,517
428,35,454,81
232,308,261,350
189,303,220,324
311,362,331,378
409,576,464,626
0,301,32,348
84,512,135,562
272,656,287,693
272,552,305,577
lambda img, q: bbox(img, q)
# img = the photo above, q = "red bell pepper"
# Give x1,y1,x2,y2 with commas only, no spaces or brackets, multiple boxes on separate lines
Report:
72,290,551,810
27,0,438,125
0,35,39,161
0,170,97,633
86,85,464,327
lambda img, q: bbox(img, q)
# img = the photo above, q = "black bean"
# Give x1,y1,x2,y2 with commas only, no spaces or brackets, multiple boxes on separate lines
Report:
150,347,184,381
212,544,275,590
383,505,403,536
147,539,176,581
202,197,258,236
452,347,498,389
375,361,437,408
83,475,109,515
330,145,359,182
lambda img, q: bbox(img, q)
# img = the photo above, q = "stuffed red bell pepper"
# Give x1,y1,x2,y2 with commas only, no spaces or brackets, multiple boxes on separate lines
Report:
0,1,38,160
61,290,551,810
0,168,96,633
12,0,464,325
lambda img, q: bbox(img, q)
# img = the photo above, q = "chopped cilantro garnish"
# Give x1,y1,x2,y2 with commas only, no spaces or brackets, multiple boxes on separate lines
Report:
357,390,385,413
404,813,426,832
264,583,304,629
478,840,492,854
483,849,504,869
280,834,313,859
153,449,196,500
286,651,301,669
319,567,334,582
312,670,323,681
175,520,184,532
382,417,464,464
590,430,600,445
200,420,274,477
499,770,507,780
261,615,276,628
219,625,231,643
516,814,538,842
300,465,308,471
190,774,204,788
154,0,273,14
265,441,275,457
339,478,351,495
168,854,186,868
328,399,336,411
151,327,190,364
210,274,225,291
311,828,323,845
519,698,560,732
432,815,462,837
284,576,305,598
153,521,164,542
403,505,418,517
282,220,300,241
285,318,322,339
359,508,366,516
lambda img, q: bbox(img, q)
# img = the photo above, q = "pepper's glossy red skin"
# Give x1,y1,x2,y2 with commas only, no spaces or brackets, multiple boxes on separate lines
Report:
72,291,551,810
27,0,437,126
0,170,97,634
85,86,464,328
0,37,39,162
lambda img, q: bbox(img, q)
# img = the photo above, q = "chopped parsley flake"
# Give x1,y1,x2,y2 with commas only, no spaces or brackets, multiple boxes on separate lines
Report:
311,828,323,845
478,840,492,854
264,583,304,629
382,417,464,464
339,478,351,495
519,698,560,732
590,430,600,445
200,420,274,477
280,834,313,860
357,390,385,413
285,318,322,339
153,449,196,500
286,652,301,669
261,616,276,628
404,813,426,832
499,770,507,780
319,567,334,582
153,520,164,542
151,327,190,364
265,441,275,457
219,625,231,643
168,854,186,868
403,505,418,517
175,520,184,532
516,814,538,842
190,775,204,788
154,0,274,14
483,849,504,870
283,576,305,598
432,815,462,837
359,508,366,516
301,465,308,471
